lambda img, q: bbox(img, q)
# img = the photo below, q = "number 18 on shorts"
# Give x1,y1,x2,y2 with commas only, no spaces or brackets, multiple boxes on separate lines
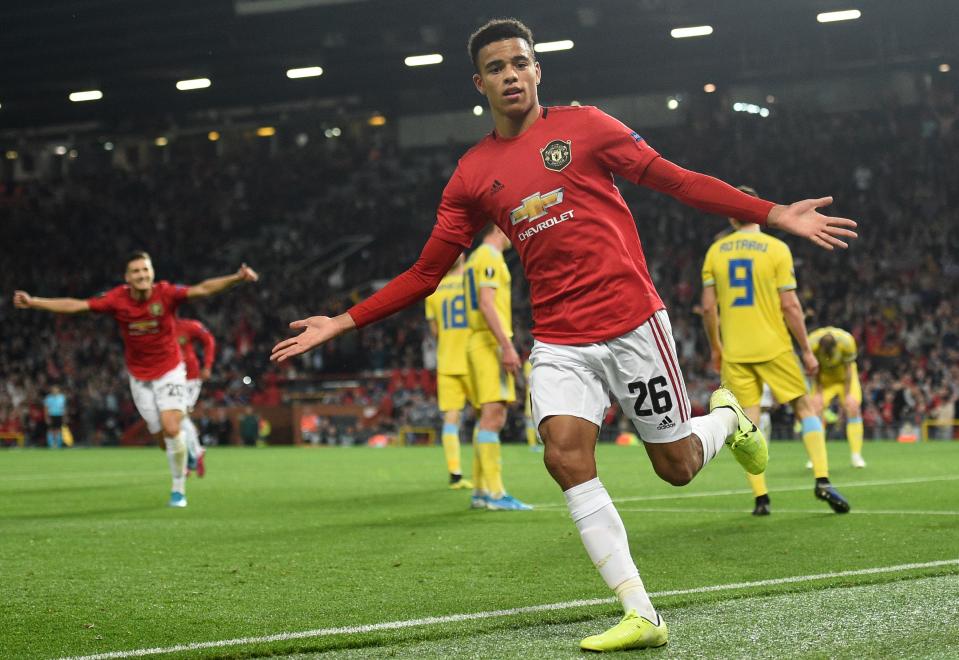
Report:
529,310,691,443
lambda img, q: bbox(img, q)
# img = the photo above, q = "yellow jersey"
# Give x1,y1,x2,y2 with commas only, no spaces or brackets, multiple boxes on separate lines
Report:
464,243,512,339
809,326,857,384
424,273,470,375
702,229,797,363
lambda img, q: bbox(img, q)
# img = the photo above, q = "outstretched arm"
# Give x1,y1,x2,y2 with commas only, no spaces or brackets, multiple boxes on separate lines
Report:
271,236,462,362
640,158,858,250
187,264,259,299
13,291,89,314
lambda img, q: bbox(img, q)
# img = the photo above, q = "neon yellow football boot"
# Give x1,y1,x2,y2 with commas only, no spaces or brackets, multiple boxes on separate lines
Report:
448,477,474,490
580,610,668,652
710,387,768,475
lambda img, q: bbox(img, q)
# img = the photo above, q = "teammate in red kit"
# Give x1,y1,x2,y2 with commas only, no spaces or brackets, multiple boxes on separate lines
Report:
271,19,857,651
176,317,216,478
14,251,257,508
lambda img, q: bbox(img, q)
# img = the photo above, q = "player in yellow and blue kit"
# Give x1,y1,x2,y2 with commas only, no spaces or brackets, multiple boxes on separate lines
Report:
701,186,850,515
425,255,474,489
463,225,531,511
809,326,866,468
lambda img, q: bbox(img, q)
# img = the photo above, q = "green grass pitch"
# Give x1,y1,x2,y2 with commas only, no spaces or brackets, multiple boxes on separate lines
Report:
2,440,958,659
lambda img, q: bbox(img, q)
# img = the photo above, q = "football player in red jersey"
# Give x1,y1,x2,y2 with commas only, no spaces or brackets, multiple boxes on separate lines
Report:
175,317,216,478
14,251,257,508
272,19,857,651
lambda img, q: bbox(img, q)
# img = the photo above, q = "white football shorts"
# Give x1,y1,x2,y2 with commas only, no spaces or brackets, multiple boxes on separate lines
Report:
128,363,188,434
529,309,692,443
185,378,203,411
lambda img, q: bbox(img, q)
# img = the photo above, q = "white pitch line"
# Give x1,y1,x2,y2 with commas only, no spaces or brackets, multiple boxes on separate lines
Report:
530,474,959,509
614,507,959,516
59,558,959,660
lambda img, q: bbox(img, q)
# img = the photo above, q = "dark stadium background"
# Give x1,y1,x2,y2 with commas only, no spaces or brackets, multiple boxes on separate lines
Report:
1,0,957,447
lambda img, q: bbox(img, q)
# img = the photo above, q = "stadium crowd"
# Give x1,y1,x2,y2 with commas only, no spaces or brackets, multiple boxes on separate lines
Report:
2,88,957,444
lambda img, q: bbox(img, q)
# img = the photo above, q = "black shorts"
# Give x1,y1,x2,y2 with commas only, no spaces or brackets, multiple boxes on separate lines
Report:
49,416,63,427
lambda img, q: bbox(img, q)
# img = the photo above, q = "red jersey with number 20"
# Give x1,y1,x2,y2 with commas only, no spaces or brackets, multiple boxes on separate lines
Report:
87,281,189,380
431,105,664,345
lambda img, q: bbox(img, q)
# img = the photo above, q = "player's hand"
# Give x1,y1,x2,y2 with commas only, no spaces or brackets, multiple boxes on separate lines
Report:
709,348,722,374
13,290,33,309
236,263,259,283
200,367,211,380
801,349,819,377
768,198,858,250
271,314,353,362
500,343,521,375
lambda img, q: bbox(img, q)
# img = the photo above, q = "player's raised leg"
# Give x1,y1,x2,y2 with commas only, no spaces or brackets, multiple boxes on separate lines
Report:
134,364,190,507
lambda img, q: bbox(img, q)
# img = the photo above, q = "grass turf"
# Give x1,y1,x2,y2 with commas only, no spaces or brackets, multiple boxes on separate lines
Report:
1,440,957,659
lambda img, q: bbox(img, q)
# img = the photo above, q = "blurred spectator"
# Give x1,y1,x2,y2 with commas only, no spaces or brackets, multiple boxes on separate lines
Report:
239,407,259,447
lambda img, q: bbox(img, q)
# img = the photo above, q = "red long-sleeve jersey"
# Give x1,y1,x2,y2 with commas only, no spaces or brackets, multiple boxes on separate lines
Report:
350,105,774,344
175,317,216,380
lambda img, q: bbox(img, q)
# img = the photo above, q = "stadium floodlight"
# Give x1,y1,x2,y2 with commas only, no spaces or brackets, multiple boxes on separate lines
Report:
404,53,443,67
733,102,771,118
368,115,387,127
54,145,67,155
256,126,276,137
939,63,951,73
670,25,713,39
5,150,17,160
103,142,114,151
208,131,220,141
534,40,574,53
68,90,103,102
175,78,211,91
286,66,324,79
472,105,484,116
155,136,168,146
667,98,679,110
816,9,861,23
704,83,717,93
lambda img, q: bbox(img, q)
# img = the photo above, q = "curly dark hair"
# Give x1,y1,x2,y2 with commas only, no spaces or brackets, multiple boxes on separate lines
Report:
467,18,535,71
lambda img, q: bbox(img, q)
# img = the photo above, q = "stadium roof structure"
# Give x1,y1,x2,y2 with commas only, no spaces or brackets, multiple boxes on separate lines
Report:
2,0,956,133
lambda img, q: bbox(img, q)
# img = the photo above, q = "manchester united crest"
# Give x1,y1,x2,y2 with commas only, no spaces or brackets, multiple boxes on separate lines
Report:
540,139,571,172
149,302,163,317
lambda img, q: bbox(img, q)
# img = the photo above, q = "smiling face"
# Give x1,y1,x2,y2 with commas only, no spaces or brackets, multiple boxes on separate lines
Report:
472,38,541,123
124,257,155,293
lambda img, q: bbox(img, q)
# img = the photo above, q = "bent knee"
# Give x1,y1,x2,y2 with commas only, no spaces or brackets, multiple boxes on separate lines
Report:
654,463,696,487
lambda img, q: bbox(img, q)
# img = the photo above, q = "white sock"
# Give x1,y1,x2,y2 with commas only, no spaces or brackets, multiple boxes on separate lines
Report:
690,408,737,467
564,478,657,620
182,417,201,459
164,431,187,494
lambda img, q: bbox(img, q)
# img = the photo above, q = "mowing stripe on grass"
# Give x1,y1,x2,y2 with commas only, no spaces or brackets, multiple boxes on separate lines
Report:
2,470,158,482
59,559,959,660
531,474,959,509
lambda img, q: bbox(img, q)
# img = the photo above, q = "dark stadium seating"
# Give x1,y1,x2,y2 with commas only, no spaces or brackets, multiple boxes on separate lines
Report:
2,94,957,444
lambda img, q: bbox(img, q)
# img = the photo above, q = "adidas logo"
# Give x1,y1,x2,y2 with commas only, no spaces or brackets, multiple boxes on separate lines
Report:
490,179,505,194
656,415,675,430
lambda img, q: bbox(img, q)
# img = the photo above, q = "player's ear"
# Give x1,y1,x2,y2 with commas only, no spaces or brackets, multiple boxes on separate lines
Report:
473,72,485,95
